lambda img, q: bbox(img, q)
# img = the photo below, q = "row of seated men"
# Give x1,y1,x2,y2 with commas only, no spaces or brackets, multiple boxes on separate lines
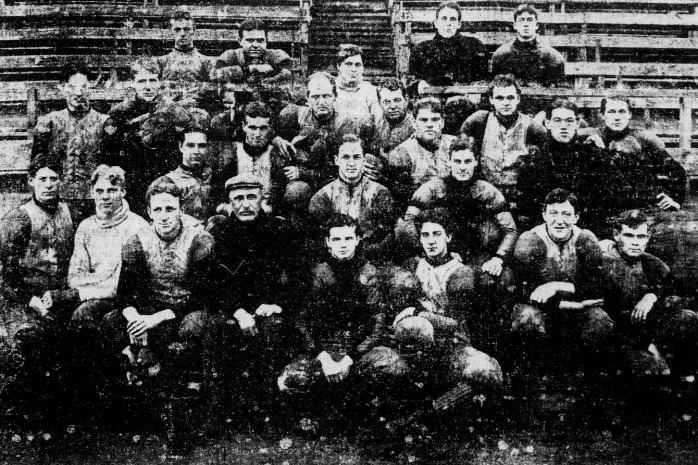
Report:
3,79,697,451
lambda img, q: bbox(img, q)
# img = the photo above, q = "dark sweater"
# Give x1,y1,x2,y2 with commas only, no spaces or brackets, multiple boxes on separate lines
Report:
491,38,566,86
409,33,488,86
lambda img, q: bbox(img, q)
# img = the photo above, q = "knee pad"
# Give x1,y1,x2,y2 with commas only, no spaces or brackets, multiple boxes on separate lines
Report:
178,311,208,341
355,346,410,381
394,316,435,347
511,303,546,337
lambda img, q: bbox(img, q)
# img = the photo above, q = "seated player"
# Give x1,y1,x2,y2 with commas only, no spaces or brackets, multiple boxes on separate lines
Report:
491,4,565,87
101,177,214,454
156,10,212,107
69,165,149,330
277,215,385,425
518,98,627,234
103,59,191,216
273,72,373,189
32,61,109,223
408,1,487,90
165,112,213,222
211,101,299,216
334,44,382,128
0,156,75,415
309,134,395,261
585,97,686,215
210,83,242,173
511,188,613,371
397,137,518,349
359,209,502,434
460,74,546,216
601,210,698,378
387,97,456,207
211,18,292,86
369,78,415,166
206,174,297,424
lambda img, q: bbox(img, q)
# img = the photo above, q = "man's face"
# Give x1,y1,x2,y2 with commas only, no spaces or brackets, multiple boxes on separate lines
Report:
243,115,272,149
241,29,267,59
420,222,451,258
29,167,61,203
450,149,477,182
171,18,195,50
490,85,520,117
63,73,91,113
379,88,408,124
180,132,208,170
148,193,181,238
92,177,125,218
414,108,444,143
133,69,160,102
614,223,649,258
434,6,460,39
542,201,579,242
335,141,365,183
514,12,538,41
546,107,579,143
229,187,262,222
307,79,335,119
337,54,364,86
326,225,360,260
603,99,631,132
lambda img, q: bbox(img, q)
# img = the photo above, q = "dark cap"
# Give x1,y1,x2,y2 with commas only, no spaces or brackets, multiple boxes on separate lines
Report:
224,173,263,192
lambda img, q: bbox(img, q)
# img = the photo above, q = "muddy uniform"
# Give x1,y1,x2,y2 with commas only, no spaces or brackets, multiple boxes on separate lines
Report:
370,113,415,161
211,48,293,85
165,165,213,223
309,176,395,261
32,108,109,221
601,244,698,375
0,198,74,398
157,47,213,108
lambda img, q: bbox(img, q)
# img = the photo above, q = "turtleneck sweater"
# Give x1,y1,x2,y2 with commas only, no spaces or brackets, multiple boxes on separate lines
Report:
409,33,488,86
491,37,566,86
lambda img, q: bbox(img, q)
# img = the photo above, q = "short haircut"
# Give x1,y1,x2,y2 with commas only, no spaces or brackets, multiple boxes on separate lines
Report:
489,74,521,96
28,154,63,178
238,18,267,40
614,209,650,232
448,135,476,157
336,44,363,66
376,77,406,101
338,133,364,151
514,4,539,20
130,58,160,80
171,10,193,22
416,207,453,235
542,188,579,213
545,98,579,119
306,71,337,95
435,1,462,21
243,101,272,120
413,97,443,117
323,213,362,238
178,109,210,144
61,61,91,83
147,175,182,204
90,165,126,187
600,97,632,114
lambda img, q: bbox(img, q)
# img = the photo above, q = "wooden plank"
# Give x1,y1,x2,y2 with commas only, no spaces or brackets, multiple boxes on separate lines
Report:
565,62,698,77
422,85,698,99
0,4,302,20
410,31,698,51
399,0,696,5
0,27,297,44
395,9,698,27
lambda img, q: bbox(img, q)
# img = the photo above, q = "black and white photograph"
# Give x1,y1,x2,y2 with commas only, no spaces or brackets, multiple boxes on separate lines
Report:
2,0,698,463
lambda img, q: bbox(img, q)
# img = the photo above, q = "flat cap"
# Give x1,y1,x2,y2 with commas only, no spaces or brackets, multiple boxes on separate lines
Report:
225,173,264,192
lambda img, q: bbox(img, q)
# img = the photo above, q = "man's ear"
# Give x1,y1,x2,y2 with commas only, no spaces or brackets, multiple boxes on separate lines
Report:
446,233,452,243
544,119,552,131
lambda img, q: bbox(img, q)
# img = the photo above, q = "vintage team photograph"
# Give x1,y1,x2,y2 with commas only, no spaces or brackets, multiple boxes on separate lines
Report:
1,0,698,463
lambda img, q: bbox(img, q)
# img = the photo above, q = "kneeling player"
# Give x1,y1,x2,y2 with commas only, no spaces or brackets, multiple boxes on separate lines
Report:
601,210,698,378
277,214,385,427
511,188,614,372
359,209,502,433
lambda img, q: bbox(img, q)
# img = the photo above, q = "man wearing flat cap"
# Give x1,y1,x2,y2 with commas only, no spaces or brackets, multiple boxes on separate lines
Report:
206,173,298,426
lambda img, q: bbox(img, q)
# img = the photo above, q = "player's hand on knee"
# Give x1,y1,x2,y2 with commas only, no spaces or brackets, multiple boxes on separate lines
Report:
255,304,282,317
632,294,657,324
530,283,558,305
481,257,503,277
233,309,258,336
657,193,680,211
